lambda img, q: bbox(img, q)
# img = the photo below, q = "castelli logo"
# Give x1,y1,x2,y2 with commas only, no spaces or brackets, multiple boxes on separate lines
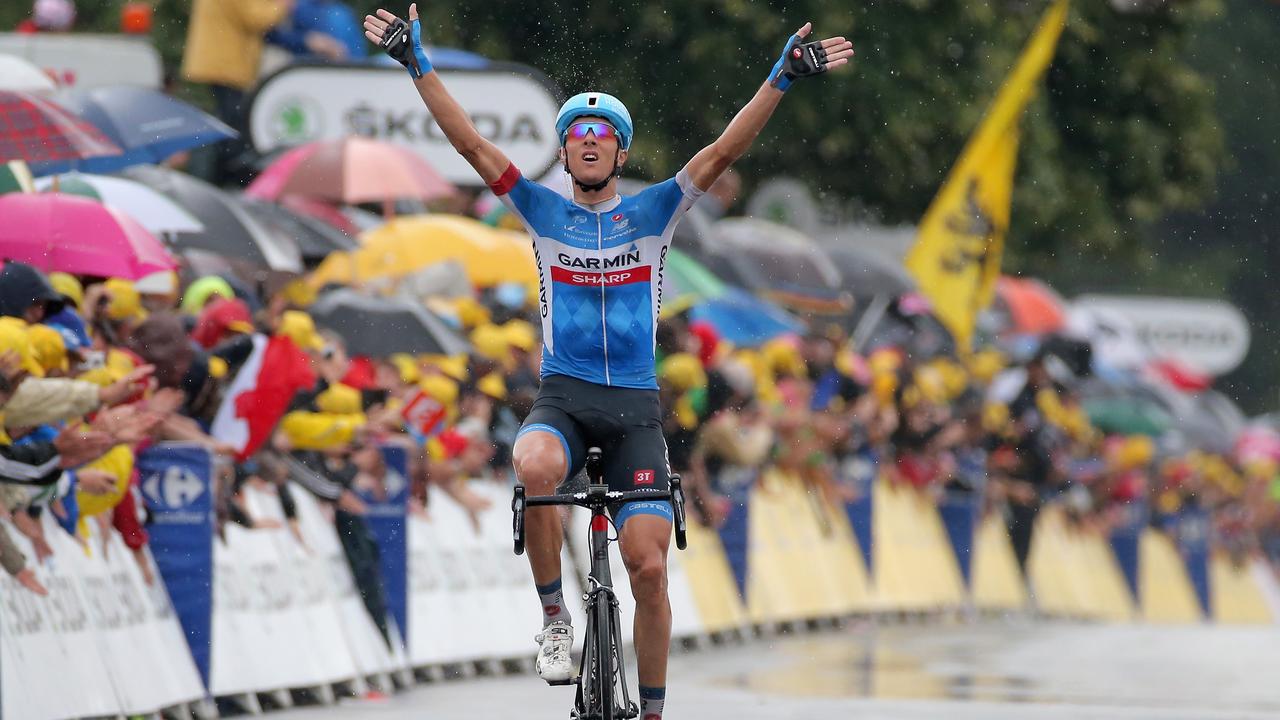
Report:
792,48,803,58
612,213,625,222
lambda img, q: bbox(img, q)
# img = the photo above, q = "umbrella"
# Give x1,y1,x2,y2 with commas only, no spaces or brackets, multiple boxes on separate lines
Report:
123,165,303,273
0,159,35,194
0,89,121,165
309,288,470,357
661,248,728,309
0,192,175,279
822,244,916,298
245,136,455,206
994,276,1067,335
687,287,804,347
309,214,536,291
31,85,236,175
34,172,204,235
1084,396,1171,437
710,217,850,314
0,56,55,94
238,199,358,264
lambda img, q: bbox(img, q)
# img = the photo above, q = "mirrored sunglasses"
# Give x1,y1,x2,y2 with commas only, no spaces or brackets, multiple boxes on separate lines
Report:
566,121,618,142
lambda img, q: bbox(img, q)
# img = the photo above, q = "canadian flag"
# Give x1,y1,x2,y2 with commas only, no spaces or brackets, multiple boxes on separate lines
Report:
211,334,316,461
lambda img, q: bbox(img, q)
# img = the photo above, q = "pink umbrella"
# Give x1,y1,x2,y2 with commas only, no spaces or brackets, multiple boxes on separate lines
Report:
245,136,455,208
0,193,176,280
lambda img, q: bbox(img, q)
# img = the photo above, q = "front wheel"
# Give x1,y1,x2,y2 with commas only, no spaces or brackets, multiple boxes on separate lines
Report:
597,594,616,719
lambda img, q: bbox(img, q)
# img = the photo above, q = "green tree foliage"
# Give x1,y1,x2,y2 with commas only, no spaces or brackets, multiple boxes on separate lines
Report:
345,0,1221,264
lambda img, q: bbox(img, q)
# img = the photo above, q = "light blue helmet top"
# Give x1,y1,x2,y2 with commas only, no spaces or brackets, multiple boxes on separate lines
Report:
555,92,634,150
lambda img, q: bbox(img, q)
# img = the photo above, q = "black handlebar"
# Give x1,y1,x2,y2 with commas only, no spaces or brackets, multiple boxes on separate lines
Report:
513,447,688,554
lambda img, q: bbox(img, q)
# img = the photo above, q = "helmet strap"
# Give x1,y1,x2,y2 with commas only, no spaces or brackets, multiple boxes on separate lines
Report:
563,147,622,194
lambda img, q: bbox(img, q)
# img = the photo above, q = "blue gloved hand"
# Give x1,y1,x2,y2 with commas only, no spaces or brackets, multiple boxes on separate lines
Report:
381,17,433,79
766,22,836,92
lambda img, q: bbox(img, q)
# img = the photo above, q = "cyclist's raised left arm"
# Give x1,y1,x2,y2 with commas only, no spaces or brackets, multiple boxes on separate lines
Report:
684,22,853,192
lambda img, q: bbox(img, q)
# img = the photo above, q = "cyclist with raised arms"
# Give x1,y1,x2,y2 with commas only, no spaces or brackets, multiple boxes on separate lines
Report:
364,6,852,717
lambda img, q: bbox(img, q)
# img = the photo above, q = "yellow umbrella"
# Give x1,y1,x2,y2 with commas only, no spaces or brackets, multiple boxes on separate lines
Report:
310,214,537,291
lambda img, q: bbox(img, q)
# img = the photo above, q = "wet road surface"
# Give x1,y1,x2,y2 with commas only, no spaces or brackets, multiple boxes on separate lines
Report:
276,620,1280,719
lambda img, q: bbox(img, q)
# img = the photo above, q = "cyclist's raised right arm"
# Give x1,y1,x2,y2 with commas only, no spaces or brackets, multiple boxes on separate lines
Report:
364,4,510,184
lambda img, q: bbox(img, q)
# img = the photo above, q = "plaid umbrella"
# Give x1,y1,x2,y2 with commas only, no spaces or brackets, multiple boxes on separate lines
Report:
0,90,121,165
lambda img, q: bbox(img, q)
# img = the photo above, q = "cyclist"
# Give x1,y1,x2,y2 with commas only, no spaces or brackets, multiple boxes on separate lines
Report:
365,6,852,717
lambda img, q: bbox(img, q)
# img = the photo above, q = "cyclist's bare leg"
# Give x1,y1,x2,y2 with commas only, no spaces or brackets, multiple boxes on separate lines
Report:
512,431,568,587
619,514,672,690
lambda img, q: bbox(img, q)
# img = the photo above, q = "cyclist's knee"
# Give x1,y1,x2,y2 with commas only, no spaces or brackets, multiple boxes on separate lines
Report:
513,432,567,492
624,549,668,602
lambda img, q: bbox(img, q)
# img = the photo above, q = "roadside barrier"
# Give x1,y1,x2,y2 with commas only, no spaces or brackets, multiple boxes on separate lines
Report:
3,446,1276,719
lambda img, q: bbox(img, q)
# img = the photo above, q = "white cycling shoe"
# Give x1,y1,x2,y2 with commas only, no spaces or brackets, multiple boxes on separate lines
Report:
534,620,574,684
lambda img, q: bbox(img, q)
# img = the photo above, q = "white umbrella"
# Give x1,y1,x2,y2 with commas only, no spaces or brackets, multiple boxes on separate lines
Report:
35,172,204,236
0,55,56,94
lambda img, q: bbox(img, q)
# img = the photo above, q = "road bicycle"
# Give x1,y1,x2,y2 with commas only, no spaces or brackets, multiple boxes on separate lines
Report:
512,447,687,720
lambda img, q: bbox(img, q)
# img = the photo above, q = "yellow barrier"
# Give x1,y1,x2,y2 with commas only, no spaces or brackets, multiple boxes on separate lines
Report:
1027,506,1134,620
1138,529,1202,623
871,479,965,610
681,519,749,633
746,471,808,624
1209,553,1274,624
777,473,872,616
971,513,1028,612
744,470,874,624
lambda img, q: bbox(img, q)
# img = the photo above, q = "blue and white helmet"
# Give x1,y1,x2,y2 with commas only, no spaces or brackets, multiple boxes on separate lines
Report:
555,92,634,150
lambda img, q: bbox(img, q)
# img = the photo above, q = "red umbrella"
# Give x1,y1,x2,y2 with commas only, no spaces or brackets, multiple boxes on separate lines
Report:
245,136,455,207
995,276,1066,335
0,193,175,280
0,90,121,165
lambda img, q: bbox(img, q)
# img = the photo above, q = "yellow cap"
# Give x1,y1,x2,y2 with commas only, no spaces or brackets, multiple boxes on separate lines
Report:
277,310,324,351
390,353,420,384
316,383,362,415
477,371,507,400
659,353,707,392
452,297,491,329
422,353,469,381
76,444,134,520
104,278,147,322
48,272,84,308
761,338,805,378
502,319,537,352
419,374,459,406
967,347,1007,385
1113,435,1155,471
0,319,43,377
208,355,229,379
470,323,510,361
77,366,118,387
280,277,317,308
27,324,68,373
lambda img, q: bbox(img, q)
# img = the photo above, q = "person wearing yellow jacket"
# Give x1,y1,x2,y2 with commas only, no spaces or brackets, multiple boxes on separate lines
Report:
182,0,294,181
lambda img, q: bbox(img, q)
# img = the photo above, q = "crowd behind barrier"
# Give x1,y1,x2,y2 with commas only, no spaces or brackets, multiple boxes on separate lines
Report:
6,446,1280,719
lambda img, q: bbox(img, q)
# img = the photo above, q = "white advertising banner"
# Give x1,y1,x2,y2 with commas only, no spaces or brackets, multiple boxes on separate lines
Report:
247,63,562,185
1073,295,1251,375
0,33,163,90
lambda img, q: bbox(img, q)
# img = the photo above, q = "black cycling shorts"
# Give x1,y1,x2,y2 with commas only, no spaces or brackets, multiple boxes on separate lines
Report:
517,373,673,528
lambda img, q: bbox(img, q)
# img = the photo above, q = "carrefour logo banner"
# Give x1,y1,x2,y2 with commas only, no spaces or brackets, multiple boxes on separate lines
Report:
137,443,215,688
247,63,562,186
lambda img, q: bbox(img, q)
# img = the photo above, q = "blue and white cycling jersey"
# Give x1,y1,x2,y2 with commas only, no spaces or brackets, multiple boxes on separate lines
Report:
491,164,704,390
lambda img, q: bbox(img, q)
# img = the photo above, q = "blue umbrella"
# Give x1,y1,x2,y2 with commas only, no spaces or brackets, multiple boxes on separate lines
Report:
31,86,236,175
688,287,805,347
